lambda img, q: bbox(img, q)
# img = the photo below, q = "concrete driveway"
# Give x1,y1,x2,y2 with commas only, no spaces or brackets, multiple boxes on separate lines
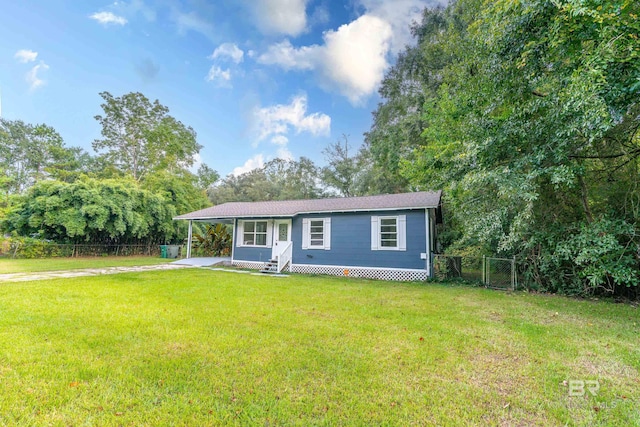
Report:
0,263,193,283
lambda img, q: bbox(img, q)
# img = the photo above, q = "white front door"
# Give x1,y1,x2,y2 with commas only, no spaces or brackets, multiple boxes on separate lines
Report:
272,219,291,259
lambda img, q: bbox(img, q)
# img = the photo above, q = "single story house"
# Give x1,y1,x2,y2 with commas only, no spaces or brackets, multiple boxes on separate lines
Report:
174,191,442,281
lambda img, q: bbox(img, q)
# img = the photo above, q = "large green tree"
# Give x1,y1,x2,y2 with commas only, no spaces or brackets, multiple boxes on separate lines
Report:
93,91,202,181
2,177,177,244
0,118,80,194
208,157,325,204
369,0,640,295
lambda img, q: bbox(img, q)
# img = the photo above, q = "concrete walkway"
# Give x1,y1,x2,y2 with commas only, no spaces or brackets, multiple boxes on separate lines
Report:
171,257,231,267
0,263,194,283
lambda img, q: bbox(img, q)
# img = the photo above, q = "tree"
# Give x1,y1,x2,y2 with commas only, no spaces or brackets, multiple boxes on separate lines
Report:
0,119,76,194
196,164,220,191
93,91,202,181
321,135,360,197
368,0,640,295
207,157,325,204
2,177,175,244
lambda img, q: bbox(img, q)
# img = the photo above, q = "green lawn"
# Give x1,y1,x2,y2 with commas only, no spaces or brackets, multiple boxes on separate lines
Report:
0,256,172,274
0,270,638,426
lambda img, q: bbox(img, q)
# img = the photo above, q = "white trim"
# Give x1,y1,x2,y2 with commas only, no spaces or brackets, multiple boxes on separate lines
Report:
303,217,331,250
371,215,406,251
291,263,427,281
236,220,243,248
324,218,331,250
231,260,266,270
302,218,309,249
230,260,428,281
231,218,236,262
186,220,193,259
398,214,406,251
370,216,379,250
425,209,430,277
266,220,274,247
237,219,271,248
272,219,292,260
293,263,426,273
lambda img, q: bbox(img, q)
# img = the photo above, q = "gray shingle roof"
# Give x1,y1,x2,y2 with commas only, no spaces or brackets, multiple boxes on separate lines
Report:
174,191,442,220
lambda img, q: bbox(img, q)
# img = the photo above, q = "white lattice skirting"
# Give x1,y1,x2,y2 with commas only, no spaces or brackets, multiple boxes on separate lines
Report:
232,261,266,270
231,261,428,281
291,264,427,281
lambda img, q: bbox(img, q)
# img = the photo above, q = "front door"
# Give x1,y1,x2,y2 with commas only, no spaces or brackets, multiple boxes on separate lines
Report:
272,220,291,259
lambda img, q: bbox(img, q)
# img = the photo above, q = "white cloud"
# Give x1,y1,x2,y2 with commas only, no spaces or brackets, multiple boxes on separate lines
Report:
320,15,392,104
357,0,434,53
258,40,316,70
206,66,231,86
15,49,38,63
271,135,289,145
232,154,265,176
210,43,244,64
26,61,49,91
89,11,128,25
257,15,392,104
251,0,309,36
253,94,331,144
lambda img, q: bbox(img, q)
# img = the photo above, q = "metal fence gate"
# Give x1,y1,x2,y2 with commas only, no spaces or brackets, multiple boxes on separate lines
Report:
483,256,517,290
433,254,518,290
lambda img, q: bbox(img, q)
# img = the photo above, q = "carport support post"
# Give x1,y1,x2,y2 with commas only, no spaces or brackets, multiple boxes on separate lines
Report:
186,220,193,259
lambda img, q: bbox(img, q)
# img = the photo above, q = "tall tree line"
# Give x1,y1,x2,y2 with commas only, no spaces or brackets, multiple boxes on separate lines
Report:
1,92,215,244
364,0,640,296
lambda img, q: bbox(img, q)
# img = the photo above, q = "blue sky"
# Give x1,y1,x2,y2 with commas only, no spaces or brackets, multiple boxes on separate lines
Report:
0,0,438,177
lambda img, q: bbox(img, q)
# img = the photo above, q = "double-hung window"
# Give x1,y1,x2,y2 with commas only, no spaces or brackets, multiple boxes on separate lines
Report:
380,217,398,248
242,220,268,246
302,218,331,250
371,215,406,251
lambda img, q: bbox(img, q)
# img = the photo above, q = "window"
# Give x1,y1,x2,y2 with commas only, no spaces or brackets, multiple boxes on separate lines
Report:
242,220,268,246
302,218,331,250
371,215,406,251
380,217,398,248
310,220,324,247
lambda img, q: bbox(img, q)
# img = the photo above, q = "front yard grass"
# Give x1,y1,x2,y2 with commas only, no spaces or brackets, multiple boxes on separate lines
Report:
0,256,172,274
0,270,638,425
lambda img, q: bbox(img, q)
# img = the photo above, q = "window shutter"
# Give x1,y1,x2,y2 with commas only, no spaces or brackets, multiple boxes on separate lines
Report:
398,215,407,251
324,218,331,250
302,218,309,249
236,221,244,247
371,216,379,250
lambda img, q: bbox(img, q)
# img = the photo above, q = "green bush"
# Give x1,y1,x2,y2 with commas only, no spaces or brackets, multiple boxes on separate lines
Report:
0,236,72,259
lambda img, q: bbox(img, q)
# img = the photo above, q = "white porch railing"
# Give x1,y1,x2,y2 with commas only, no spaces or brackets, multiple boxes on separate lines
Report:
277,241,293,273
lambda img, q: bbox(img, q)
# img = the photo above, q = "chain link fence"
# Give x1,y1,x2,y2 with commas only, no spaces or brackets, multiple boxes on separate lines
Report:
434,254,517,290
0,243,165,259
483,256,517,290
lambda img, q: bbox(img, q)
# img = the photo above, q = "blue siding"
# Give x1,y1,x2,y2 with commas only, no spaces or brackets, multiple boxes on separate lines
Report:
291,210,427,270
234,245,272,262
232,218,273,262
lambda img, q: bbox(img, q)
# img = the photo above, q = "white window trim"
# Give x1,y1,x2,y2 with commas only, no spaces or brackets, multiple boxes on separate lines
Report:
302,217,331,250
237,220,273,248
371,215,406,251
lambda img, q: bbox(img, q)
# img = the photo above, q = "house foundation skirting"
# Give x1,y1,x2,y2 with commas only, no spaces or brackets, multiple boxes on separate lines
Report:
231,260,427,281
